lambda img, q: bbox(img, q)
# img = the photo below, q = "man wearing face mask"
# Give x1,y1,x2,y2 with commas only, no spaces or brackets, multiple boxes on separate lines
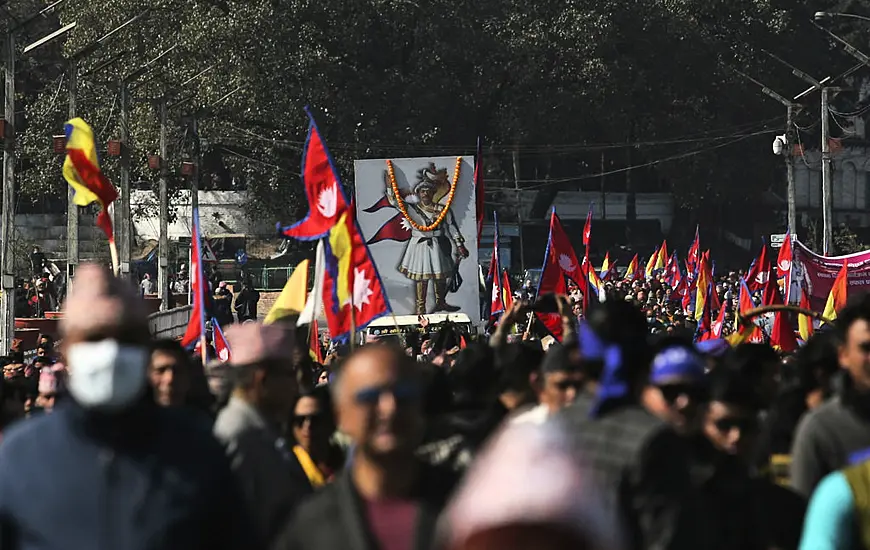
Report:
0,264,254,550
213,322,312,547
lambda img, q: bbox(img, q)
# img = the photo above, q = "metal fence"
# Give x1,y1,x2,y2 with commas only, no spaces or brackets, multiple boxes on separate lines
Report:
247,266,297,292
148,305,193,340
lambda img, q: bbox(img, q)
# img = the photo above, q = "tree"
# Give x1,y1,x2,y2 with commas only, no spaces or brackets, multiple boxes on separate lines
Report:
13,0,853,234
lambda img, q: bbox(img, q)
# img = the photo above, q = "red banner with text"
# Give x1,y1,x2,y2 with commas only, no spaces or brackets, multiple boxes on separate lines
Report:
791,240,870,312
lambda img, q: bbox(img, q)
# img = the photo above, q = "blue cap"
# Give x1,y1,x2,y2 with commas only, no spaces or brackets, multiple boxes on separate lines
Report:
695,339,730,357
651,346,705,384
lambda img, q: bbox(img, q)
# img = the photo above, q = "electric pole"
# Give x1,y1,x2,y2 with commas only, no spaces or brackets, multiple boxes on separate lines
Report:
735,69,799,236
786,103,796,236
158,95,169,310
821,87,834,255
2,32,15,357
67,58,78,282
118,81,131,279
512,148,524,272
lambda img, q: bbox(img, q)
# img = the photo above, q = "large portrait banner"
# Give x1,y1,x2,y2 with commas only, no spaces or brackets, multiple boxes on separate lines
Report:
354,156,480,324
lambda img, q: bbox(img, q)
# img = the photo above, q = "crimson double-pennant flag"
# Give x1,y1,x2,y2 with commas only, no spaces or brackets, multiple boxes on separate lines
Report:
277,111,349,240
536,209,585,341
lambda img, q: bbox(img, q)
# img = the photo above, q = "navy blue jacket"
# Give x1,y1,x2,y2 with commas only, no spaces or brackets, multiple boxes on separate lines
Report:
0,398,257,550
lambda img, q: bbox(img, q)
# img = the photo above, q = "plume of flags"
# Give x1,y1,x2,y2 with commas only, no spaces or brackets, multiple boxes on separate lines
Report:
278,108,391,342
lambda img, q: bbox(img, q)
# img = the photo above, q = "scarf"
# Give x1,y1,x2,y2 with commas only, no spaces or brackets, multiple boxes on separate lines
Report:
293,445,326,488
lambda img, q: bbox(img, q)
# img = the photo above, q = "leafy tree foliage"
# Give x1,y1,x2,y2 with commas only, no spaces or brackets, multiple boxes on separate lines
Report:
9,0,861,229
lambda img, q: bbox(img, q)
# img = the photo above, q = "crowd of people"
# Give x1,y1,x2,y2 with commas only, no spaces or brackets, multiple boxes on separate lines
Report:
0,261,867,549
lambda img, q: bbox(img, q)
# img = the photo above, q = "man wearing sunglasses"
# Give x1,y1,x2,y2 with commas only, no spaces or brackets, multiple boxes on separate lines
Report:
275,343,457,550
512,343,584,426
213,323,311,548
642,344,708,436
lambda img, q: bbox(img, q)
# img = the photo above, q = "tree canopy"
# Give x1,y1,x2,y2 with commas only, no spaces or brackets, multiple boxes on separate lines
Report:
7,0,865,230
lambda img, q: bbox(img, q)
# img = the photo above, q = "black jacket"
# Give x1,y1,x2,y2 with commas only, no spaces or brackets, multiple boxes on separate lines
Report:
273,462,457,550
558,401,699,550
0,398,256,550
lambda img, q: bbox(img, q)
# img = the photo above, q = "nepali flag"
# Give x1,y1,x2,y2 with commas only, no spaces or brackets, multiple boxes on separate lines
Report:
363,196,393,213
322,206,392,341
277,107,350,240
181,208,208,349
745,241,771,292
582,203,593,248
777,228,794,302
665,252,681,288
367,213,411,245
687,225,700,274
536,208,584,341
211,317,232,362
487,212,506,318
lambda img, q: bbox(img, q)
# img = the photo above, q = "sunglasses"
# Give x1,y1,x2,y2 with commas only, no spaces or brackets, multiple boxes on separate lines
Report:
657,384,708,404
713,417,757,434
292,413,323,428
354,381,421,406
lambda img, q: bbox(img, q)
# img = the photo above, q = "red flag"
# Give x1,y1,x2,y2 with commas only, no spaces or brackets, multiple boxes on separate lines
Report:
737,279,764,343
366,212,412,245
582,203,593,247
501,269,514,311
798,292,814,341
488,213,506,317
321,203,392,340
766,275,798,352
745,243,771,292
474,137,485,248
696,284,714,341
278,109,349,240
777,229,794,303
181,209,207,349
363,196,392,213
212,318,232,362
536,209,584,341
687,226,700,273
711,299,727,339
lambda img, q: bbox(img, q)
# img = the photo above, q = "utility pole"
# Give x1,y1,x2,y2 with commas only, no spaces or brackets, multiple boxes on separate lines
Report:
735,69,800,236
191,116,200,213
118,81,131,279
158,96,169,310
512,148,525,272
66,59,78,283
821,87,834,255
1,32,15,357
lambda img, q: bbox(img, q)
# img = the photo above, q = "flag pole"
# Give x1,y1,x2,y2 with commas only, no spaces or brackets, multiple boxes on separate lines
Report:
108,237,120,277
349,292,356,351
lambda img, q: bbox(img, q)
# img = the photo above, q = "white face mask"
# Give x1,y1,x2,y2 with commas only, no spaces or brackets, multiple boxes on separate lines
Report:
66,340,149,411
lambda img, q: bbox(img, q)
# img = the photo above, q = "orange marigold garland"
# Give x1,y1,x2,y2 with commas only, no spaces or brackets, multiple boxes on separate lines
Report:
386,157,461,232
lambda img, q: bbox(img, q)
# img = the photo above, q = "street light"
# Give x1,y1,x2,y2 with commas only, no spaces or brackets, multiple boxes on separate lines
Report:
815,11,870,24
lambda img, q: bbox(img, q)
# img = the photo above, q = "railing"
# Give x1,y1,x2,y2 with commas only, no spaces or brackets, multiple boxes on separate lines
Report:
148,305,193,340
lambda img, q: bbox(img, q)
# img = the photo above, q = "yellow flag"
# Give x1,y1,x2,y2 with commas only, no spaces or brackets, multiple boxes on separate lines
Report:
328,211,353,306
264,259,310,325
